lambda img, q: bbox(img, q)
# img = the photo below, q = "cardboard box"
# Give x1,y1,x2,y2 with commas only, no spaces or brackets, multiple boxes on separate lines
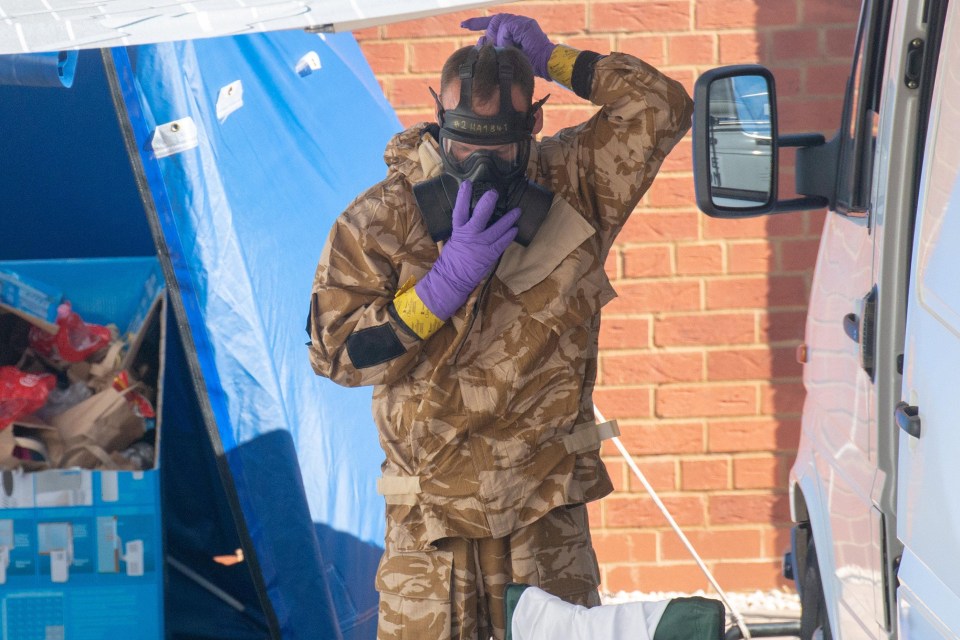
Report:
0,257,165,640
0,268,61,333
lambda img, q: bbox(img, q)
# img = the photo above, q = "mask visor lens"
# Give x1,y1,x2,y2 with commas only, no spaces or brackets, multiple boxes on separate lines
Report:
441,137,524,177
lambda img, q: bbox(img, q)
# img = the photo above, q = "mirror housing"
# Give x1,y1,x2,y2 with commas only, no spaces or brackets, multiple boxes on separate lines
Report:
693,65,832,218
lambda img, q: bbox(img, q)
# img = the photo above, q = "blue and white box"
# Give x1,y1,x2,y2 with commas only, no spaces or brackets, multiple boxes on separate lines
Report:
0,267,62,331
0,257,165,640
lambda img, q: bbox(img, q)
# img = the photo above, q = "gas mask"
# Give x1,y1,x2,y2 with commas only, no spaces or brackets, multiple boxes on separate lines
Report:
413,47,554,247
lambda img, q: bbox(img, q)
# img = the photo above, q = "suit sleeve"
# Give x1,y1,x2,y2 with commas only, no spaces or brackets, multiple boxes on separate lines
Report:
307,186,433,387
545,51,694,252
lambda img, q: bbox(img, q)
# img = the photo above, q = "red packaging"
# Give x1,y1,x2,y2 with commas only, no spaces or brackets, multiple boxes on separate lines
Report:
29,301,112,362
0,366,56,431
112,370,156,419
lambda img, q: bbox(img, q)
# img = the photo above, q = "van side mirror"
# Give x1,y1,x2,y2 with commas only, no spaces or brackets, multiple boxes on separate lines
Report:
693,65,832,218
698,70,775,211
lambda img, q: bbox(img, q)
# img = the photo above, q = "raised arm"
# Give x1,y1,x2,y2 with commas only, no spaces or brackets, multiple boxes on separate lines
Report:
547,50,694,250
462,13,694,250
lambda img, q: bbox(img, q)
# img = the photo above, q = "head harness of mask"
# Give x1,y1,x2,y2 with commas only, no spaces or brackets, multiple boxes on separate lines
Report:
413,47,554,247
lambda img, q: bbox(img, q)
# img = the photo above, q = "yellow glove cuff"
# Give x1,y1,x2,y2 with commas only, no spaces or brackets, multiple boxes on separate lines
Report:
547,45,581,90
393,279,444,340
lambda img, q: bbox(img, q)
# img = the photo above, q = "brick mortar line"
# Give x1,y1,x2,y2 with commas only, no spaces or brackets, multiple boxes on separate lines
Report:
604,305,810,312
597,555,787,562
604,415,796,424
602,456,800,462
598,496,790,503
604,485,793,494
600,464,792,469
609,415,805,422
597,342,797,348
598,354,799,362
611,264,814,272
601,438,797,448
600,419,803,428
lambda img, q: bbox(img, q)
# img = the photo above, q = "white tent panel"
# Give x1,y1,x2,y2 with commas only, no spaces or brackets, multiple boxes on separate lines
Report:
0,0,504,54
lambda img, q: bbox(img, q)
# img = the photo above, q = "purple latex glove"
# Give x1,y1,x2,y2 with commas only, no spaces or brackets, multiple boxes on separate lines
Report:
416,180,520,321
461,14,556,80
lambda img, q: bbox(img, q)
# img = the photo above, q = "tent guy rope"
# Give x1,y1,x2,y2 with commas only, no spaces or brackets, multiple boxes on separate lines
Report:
594,405,753,640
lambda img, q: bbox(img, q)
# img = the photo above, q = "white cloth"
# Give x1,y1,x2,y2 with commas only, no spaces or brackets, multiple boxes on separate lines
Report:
511,586,670,640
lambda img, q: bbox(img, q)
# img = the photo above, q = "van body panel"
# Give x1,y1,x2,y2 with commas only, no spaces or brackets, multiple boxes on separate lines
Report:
899,3,960,628
801,205,882,635
897,549,960,639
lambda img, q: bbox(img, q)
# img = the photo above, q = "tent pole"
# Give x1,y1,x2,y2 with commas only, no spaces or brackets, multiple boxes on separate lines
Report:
168,556,247,613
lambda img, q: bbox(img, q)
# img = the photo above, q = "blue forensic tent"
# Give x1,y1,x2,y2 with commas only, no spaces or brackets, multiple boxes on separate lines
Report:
0,30,409,639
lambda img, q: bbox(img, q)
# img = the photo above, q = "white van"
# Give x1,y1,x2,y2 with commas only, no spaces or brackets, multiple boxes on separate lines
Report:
692,0,958,637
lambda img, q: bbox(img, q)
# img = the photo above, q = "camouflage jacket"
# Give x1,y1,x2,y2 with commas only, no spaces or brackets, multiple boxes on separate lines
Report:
309,53,693,551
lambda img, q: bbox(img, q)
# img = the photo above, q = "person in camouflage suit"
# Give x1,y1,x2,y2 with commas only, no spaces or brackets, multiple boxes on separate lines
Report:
309,13,693,640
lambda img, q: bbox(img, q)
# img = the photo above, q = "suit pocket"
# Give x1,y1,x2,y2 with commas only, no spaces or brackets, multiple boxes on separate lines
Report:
376,548,453,639
533,504,602,602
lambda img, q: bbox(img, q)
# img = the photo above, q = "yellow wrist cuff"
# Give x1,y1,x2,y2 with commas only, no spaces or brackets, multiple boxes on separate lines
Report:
547,45,581,90
393,279,444,340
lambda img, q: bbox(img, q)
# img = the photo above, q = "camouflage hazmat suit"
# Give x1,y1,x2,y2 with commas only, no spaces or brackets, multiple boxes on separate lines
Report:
309,50,692,639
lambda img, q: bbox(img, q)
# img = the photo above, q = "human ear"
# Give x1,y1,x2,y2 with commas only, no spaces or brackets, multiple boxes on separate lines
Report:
532,106,544,135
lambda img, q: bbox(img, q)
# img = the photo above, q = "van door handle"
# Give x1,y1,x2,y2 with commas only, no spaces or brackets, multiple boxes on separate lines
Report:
843,286,878,379
843,313,860,342
895,402,921,438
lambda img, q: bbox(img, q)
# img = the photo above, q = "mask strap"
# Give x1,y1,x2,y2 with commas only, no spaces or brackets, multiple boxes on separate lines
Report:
457,47,479,112
494,47,515,116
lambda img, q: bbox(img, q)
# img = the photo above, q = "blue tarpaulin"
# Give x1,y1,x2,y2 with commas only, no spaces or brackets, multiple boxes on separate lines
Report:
0,30,401,639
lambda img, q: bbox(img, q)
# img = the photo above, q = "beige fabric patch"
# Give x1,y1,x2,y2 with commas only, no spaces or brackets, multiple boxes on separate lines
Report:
377,474,422,496
563,420,621,454
497,196,596,296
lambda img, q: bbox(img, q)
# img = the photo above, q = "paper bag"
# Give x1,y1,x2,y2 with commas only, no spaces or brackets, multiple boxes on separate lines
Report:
50,385,145,469
0,420,57,471
0,425,17,469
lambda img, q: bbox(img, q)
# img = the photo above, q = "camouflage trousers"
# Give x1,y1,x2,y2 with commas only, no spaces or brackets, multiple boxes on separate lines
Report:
375,503,602,640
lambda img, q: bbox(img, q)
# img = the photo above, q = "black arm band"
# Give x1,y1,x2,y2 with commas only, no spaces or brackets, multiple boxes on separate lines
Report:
345,323,406,368
571,51,605,100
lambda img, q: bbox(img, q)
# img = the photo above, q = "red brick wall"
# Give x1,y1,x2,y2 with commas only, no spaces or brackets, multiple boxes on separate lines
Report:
355,0,861,593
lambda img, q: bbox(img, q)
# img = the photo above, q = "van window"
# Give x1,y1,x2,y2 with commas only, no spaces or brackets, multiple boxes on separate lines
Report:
910,0,949,235
835,0,892,216
915,1,958,318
